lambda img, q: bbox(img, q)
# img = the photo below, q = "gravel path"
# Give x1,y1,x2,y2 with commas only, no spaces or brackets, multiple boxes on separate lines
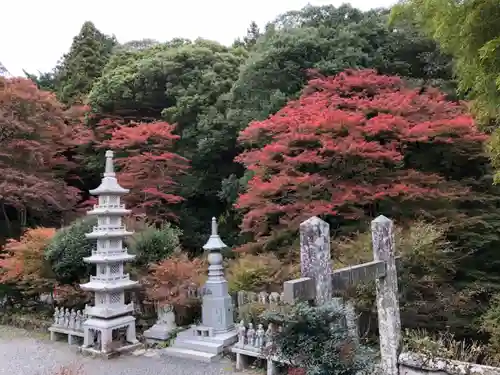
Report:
0,326,259,375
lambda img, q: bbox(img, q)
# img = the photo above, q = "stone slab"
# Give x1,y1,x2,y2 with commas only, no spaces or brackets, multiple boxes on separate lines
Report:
283,277,315,304
143,324,174,343
49,327,84,337
162,347,220,363
399,352,500,375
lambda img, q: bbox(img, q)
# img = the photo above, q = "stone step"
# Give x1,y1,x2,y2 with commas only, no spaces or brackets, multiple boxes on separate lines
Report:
176,331,219,344
163,347,220,362
174,338,222,354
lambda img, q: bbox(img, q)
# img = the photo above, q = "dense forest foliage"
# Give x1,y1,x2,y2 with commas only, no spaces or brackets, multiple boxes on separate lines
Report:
2,1,500,358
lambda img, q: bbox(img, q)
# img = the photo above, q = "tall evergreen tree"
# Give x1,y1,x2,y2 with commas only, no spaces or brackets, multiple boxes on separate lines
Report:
55,21,116,105
243,21,261,50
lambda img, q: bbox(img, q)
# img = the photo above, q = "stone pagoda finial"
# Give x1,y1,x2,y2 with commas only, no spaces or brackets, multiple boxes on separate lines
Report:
203,217,227,281
104,150,115,177
203,217,227,251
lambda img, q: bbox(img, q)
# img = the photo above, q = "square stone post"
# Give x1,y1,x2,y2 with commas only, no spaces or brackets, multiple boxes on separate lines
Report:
299,216,333,306
372,215,401,375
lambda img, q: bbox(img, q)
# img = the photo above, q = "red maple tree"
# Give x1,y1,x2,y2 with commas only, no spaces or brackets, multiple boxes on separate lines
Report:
98,120,189,221
0,77,86,230
235,69,487,250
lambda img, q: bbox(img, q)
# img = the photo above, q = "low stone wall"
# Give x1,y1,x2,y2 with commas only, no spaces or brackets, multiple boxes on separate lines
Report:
399,352,500,375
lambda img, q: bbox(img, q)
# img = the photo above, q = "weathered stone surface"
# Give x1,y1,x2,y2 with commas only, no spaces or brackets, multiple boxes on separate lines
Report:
144,304,177,344
372,215,401,375
344,301,359,345
283,277,315,304
299,216,332,305
399,352,500,375
80,150,139,356
331,260,386,290
165,217,237,362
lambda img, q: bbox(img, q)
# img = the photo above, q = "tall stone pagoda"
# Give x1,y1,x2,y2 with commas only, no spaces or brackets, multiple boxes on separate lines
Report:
80,150,140,356
165,217,238,362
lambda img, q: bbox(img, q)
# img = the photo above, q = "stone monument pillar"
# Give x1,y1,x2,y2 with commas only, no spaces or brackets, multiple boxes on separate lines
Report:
79,150,141,357
164,217,238,362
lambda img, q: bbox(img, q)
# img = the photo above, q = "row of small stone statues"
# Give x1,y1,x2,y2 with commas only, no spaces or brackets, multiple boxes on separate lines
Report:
235,320,281,351
52,306,89,332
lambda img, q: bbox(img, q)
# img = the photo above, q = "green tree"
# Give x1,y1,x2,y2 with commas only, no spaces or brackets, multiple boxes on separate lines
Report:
55,21,116,104
127,223,181,268
227,4,453,145
23,70,56,92
89,39,247,251
221,4,453,210
45,217,96,284
114,38,160,52
390,0,500,180
243,21,261,50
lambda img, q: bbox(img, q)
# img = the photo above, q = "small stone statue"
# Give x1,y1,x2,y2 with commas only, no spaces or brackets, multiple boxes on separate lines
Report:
158,304,174,325
75,310,82,331
58,308,64,325
256,324,265,349
265,323,273,347
247,323,255,347
53,307,59,325
237,320,246,347
69,309,76,330
64,308,70,327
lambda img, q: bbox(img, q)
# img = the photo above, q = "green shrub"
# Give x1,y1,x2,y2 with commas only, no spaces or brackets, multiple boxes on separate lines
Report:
480,293,500,363
403,329,489,364
334,221,479,337
45,218,96,284
262,302,376,375
237,301,268,326
227,253,298,293
127,223,181,268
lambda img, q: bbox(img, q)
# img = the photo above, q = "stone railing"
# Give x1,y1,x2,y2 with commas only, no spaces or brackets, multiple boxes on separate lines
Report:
91,248,128,256
90,273,130,282
399,352,500,375
92,225,126,232
93,203,126,210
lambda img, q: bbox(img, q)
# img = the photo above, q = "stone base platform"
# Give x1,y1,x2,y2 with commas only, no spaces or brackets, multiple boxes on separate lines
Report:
49,326,84,345
78,341,143,359
143,324,175,345
79,315,142,359
163,326,237,362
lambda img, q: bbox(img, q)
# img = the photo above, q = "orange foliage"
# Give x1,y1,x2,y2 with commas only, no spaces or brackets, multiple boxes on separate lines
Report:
53,284,92,307
0,227,56,294
142,253,205,306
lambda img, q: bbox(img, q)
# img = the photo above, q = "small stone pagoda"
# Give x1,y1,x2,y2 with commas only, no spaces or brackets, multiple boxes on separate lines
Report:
165,217,238,362
80,150,140,356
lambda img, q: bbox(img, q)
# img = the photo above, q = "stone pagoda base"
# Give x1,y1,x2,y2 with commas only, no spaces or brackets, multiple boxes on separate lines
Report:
79,315,142,359
163,325,237,362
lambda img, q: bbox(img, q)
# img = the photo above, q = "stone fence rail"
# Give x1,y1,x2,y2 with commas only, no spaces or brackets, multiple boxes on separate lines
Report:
399,352,500,375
